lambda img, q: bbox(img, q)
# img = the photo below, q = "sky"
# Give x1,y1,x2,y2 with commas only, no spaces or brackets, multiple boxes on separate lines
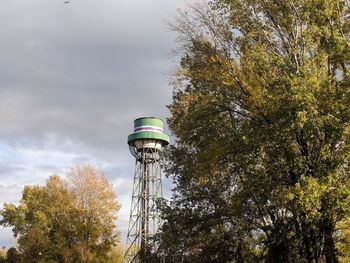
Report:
0,0,187,247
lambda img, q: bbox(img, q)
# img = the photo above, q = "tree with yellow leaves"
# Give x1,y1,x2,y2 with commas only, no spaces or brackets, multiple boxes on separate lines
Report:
1,166,122,263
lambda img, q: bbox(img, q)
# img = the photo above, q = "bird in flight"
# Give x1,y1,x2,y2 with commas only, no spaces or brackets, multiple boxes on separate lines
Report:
64,1,70,3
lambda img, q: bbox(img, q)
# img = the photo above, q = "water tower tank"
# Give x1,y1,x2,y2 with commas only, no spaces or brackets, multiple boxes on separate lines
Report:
128,117,169,155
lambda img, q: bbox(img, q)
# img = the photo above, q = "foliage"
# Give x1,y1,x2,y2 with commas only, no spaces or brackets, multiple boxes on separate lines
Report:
5,248,20,263
336,219,350,262
0,247,6,263
109,245,125,263
152,0,350,262
0,166,121,263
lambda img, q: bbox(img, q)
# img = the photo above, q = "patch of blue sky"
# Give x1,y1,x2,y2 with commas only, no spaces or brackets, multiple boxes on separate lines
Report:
0,143,22,163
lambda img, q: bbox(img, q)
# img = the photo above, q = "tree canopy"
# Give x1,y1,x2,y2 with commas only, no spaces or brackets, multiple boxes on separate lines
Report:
152,0,350,262
1,166,122,263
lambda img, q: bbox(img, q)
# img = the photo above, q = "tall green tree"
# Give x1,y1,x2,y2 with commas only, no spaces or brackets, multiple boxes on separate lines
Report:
153,0,350,262
1,166,122,263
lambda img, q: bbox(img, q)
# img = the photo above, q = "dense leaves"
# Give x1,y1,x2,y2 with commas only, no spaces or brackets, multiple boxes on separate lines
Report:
0,166,122,263
152,0,350,262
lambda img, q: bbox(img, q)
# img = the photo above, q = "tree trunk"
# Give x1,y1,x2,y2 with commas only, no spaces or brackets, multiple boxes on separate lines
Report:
323,220,339,263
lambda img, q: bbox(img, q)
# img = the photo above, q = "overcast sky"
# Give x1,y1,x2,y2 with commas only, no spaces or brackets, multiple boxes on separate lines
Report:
0,0,187,247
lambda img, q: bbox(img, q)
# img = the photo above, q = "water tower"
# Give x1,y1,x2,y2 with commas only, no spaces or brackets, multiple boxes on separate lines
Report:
124,117,169,262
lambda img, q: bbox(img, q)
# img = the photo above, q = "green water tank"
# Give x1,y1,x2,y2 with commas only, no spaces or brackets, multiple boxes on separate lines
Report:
127,117,169,150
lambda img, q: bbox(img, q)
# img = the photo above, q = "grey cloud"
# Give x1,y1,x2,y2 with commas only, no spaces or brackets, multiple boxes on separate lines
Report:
0,0,183,157
0,227,13,248
0,0,186,246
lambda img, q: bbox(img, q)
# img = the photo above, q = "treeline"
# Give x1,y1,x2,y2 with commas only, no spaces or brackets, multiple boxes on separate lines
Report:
0,166,123,263
147,0,350,262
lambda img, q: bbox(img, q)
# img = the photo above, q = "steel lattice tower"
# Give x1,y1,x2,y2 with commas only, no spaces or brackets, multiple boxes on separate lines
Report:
124,117,169,263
